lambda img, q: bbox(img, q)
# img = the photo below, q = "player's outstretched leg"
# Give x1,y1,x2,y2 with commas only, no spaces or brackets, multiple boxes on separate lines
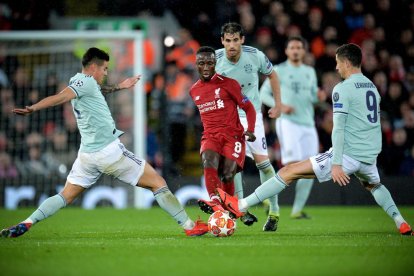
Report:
141,163,208,236
1,192,68,238
291,178,313,219
257,160,280,231
198,166,225,215
399,223,413,236
198,198,225,214
240,211,258,226
263,214,279,232
216,188,245,218
218,173,288,219
184,219,209,236
368,182,413,236
1,223,32,238
153,185,208,236
233,172,244,199
234,172,258,226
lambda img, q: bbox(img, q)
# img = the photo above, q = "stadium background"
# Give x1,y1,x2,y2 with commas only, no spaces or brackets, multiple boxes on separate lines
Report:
0,0,413,208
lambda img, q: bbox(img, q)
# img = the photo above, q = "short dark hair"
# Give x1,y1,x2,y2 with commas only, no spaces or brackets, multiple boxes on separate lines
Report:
285,36,307,49
221,22,244,38
336,43,362,67
82,47,110,67
196,46,216,56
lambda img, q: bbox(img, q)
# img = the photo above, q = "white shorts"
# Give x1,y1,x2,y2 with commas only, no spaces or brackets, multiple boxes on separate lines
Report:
67,139,146,188
239,113,269,159
276,118,319,165
310,148,380,184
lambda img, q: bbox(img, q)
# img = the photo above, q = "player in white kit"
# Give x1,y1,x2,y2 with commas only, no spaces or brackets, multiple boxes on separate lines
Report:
1,47,208,238
218,43,413,236
260,36,326,230
215,22,282,228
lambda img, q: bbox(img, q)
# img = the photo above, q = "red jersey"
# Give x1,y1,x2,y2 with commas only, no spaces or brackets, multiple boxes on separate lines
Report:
190,74,256,136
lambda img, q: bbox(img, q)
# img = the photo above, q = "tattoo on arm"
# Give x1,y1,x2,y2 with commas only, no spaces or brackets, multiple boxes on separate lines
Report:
101,84,120,95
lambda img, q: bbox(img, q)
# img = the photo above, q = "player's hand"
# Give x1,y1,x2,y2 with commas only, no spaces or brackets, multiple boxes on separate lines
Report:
317,88,327,102
281,104,294,114
268,106,281,119
244,131,256,142
119,75,141,89
13,106,35,116
331,164,350,186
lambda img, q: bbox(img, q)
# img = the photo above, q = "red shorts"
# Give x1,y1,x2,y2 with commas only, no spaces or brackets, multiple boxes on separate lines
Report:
200,132,246,171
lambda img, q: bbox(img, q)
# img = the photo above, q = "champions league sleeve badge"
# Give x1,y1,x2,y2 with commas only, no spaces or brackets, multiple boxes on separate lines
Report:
333,92,339,102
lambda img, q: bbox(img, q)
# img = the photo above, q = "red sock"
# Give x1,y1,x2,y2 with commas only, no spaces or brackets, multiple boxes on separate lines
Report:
204,167,223,199
222,180,235,196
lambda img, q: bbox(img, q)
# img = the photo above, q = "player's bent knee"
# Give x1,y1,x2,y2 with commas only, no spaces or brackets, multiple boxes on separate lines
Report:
362,181,380,192
202,159,217,169
138,173,166,191
278,164,296,185
60,182,85,204
137,163,167,191
221,172,234,183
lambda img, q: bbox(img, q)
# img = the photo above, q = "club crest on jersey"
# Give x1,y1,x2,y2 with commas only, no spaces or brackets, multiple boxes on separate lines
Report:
195,96,200,101
244,64,253,73
72,80,84,87
214,88,221,99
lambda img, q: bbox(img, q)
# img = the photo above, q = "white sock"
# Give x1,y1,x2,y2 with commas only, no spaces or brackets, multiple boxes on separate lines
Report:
291,178,314,215
234,172,243,199
26,194,66,225
181,218,195,230
211,195,220,202
257,160,279,214
154,186,191,228
242,173,287,212
371,184,405,228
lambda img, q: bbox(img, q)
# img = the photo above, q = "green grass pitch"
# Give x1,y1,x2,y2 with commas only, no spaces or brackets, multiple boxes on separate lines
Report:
1,206,413,276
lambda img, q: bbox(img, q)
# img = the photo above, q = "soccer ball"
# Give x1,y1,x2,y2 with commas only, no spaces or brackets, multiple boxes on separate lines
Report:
208,210,236,237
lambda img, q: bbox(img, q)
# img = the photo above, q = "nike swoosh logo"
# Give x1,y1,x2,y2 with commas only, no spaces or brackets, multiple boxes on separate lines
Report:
228,202,237,213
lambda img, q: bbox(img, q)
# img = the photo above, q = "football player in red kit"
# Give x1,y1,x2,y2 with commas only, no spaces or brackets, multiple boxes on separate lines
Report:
190,46,256,214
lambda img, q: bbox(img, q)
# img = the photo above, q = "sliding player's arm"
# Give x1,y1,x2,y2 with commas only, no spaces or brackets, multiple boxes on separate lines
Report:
13,87,76,116
101,75,141,94
331,86,351,186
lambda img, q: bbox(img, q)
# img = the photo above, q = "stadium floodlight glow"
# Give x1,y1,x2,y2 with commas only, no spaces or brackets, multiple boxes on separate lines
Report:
164,35,175,47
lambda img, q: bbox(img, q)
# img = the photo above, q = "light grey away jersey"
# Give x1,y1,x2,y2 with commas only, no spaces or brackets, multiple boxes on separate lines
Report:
68,73,124,153
260,61,318,126
215,46,273,116
332,73,381,164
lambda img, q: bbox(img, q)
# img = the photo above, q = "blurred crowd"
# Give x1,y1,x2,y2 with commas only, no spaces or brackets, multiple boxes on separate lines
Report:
153,0,414,176
1,0,414,180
